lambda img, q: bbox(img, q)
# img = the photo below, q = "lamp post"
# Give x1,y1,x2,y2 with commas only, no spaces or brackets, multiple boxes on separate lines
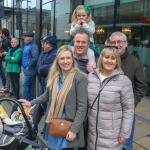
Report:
26,0,31,31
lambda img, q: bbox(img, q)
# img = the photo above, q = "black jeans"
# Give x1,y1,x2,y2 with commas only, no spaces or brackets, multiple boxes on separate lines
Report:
33,104,44,131
10,73,20,113
10,72,20,100
0,62,6,88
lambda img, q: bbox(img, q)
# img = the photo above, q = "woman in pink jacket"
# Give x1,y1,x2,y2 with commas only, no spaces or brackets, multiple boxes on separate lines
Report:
87,47,134,150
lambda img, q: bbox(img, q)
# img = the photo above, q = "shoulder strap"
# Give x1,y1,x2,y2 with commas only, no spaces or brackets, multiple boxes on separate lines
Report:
89,86,104,111
87,78,112,117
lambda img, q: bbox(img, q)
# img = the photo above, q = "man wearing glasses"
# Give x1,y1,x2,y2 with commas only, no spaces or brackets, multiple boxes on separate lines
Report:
109,31,148,150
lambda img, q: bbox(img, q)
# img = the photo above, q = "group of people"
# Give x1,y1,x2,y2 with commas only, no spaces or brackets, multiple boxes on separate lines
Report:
0,4,148,150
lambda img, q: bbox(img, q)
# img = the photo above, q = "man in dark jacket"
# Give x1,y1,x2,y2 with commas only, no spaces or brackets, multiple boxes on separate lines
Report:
0,38,6,94
0,28,12,96
109,31,148,150
22,32,39,101
37,36,58,94
33,36,58,132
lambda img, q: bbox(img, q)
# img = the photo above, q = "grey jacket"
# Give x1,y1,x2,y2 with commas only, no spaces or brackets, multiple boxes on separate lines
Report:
31,71,88,148
87,69,134,150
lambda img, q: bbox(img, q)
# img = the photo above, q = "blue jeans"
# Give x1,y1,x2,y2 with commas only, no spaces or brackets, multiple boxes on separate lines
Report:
0,62,6,88
123,113,136,150
22,68,36,101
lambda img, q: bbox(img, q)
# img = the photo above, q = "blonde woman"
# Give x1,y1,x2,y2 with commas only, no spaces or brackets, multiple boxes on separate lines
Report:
18,45,88,150
87,47,134,149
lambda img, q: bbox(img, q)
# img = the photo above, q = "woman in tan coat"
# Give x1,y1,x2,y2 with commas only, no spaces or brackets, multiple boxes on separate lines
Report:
87,47,134,150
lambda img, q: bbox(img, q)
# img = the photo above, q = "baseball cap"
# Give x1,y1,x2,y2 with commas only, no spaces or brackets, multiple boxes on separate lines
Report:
23,32,34,37
43,36,57,46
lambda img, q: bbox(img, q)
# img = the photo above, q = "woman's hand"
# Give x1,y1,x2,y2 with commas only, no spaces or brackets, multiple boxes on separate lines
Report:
118,137,126,143
66,131,76,141
18,99,31,107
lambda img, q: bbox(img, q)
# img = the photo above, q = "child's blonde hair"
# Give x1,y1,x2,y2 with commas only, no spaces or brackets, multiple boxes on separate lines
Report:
71,5,92,27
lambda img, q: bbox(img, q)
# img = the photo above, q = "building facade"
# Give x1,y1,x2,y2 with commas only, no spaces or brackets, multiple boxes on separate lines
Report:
1,0,150,91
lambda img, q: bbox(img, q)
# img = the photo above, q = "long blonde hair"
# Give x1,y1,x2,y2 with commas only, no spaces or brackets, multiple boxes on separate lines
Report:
46,45,78,89
97,47,122,71
71,5,92,27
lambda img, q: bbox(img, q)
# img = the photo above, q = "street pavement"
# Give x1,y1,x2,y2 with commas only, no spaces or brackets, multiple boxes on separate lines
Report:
133,96,150,150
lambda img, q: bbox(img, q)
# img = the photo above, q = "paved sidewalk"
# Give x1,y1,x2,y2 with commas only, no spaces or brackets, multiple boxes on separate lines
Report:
134,97,150,150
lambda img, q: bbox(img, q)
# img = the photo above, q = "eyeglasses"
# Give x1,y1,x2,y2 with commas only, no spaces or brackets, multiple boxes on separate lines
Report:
111,40,126,45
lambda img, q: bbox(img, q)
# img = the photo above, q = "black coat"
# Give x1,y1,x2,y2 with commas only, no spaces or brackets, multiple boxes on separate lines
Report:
121,50,148,107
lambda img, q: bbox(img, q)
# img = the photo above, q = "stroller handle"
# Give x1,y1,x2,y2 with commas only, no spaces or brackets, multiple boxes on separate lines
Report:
0,98,35,140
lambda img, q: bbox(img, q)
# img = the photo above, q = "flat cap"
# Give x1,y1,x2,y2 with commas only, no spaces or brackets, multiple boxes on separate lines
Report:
23,32,34,37
43,36,57,46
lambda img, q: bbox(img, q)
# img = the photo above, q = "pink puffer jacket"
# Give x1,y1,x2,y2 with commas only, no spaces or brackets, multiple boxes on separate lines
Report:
87,69,134,150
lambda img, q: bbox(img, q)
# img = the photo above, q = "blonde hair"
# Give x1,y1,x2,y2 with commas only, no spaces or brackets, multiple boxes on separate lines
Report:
47,45,78,89
71,5,92,27
97,47,122,71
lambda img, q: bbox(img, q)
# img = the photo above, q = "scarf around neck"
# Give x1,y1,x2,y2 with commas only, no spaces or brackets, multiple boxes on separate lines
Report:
10,45,20,56
46,68,77,123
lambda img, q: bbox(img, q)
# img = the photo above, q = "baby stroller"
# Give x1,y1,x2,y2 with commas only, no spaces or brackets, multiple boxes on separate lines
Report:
0,98,48,150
